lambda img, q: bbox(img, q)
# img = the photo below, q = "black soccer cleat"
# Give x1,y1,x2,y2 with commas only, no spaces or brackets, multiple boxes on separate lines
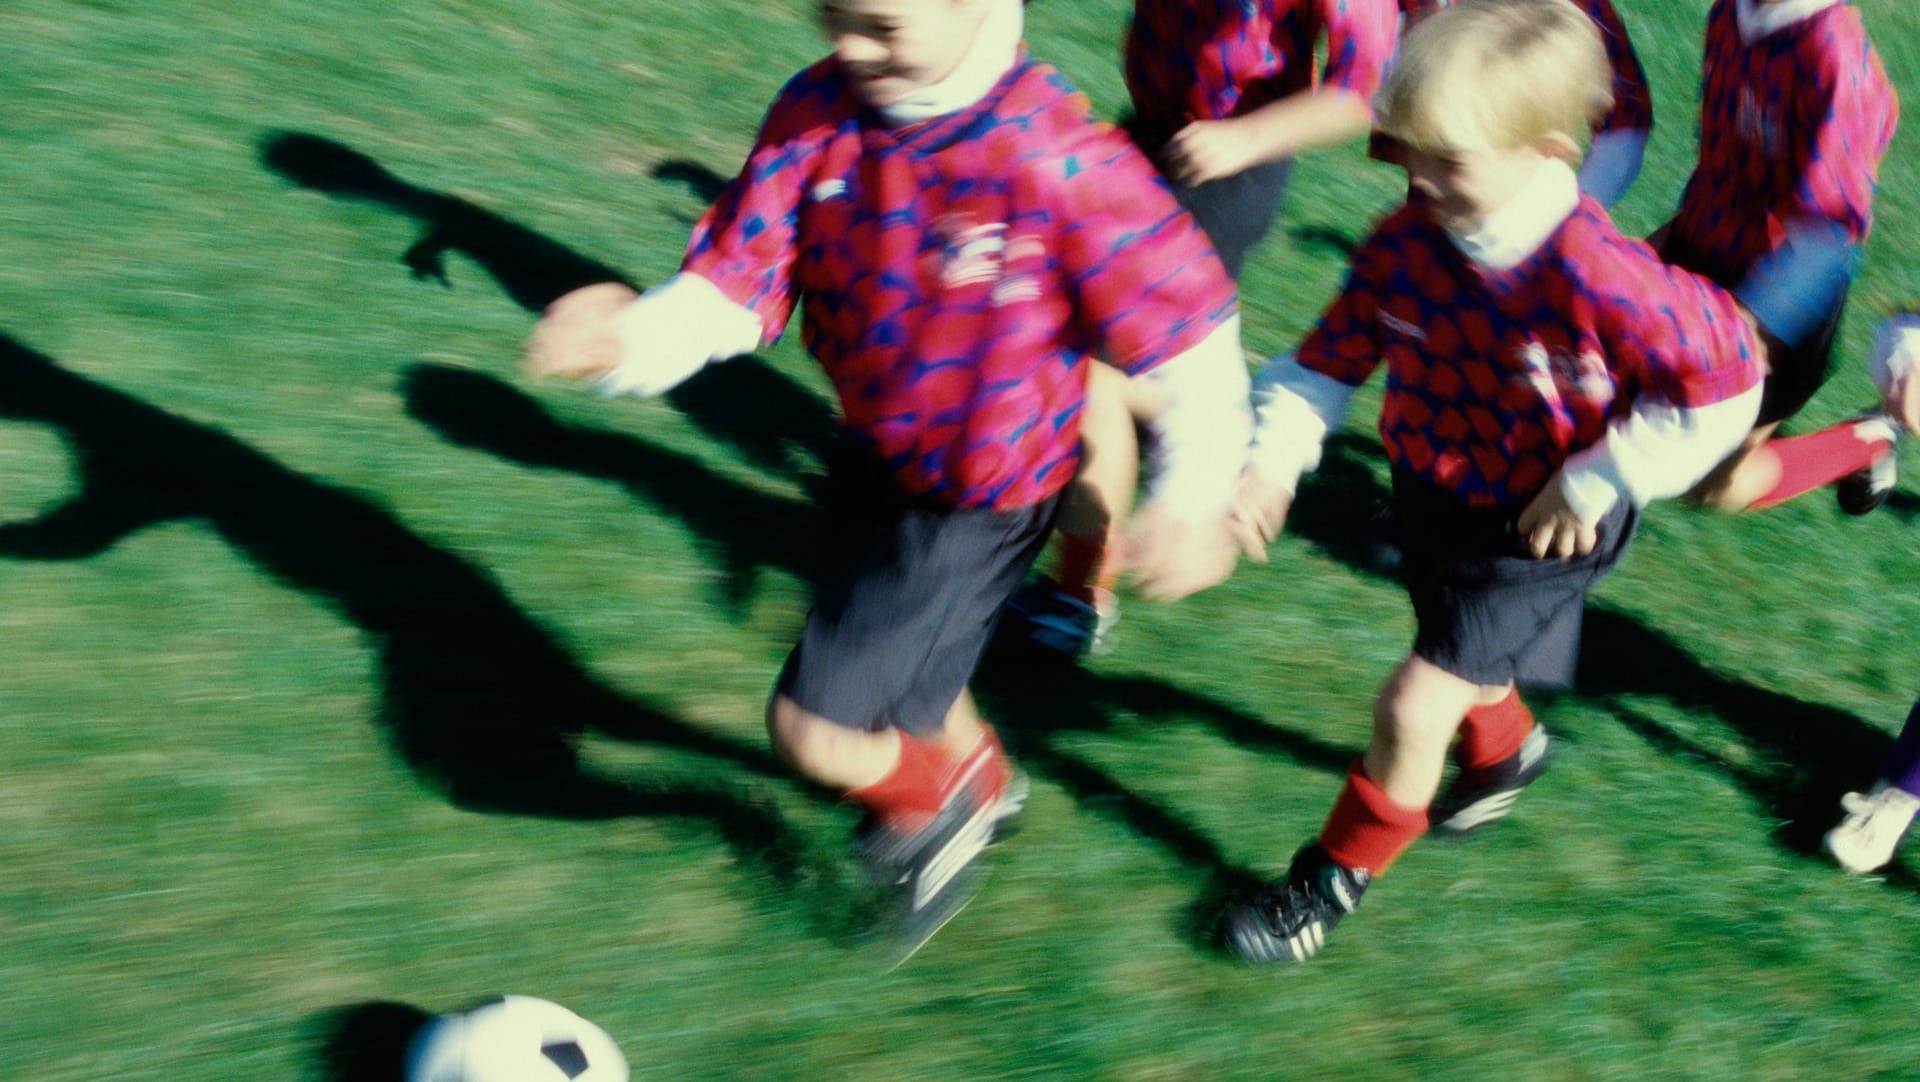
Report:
994,580,1116,659
1430,725,1551,834
1836,413,1902,515
862,781,1004,966
1223,845,1369,964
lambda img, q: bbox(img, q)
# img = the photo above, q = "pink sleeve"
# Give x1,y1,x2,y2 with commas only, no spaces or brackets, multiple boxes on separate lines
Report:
1051,129,1238,375
1789,19,1898,246
1317,0,1398,100
680,70,838,343
1581,227,1762,409
1297,239,1388,386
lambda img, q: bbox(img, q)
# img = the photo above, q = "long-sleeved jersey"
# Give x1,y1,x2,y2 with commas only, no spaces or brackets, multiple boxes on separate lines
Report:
1124,0,1399,141
1286,194,1761,508
681,55,1237,511
1670,0,1897,343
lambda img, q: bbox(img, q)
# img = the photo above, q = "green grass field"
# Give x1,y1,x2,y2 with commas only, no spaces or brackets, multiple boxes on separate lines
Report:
4,1,1920,1078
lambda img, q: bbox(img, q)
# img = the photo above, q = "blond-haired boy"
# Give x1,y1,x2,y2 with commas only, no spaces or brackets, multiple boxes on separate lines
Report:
1222,0,1764,963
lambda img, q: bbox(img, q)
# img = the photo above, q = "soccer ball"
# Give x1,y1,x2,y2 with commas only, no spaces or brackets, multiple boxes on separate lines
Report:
404,995,629,1082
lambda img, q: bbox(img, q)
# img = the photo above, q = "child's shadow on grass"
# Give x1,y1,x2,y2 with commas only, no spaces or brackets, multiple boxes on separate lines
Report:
1294,436,1904,871
0,334,876,939
405,363,1362,949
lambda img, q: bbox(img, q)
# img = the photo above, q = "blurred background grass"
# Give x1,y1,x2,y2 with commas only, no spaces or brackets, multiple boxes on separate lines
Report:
2,1,1919,1078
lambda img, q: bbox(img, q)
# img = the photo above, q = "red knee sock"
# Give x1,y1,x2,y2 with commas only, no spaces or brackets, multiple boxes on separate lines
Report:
1748,421,1894,511
1456,688,1534,771
845,731,950,823
845,727,1012,823
1052,529,1122,605
1318,760,1430,876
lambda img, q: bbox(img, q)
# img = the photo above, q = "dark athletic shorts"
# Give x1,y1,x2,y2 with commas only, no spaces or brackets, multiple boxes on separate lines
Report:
1659,231,1845,427
1394,470,1638,691
775,448,1059,737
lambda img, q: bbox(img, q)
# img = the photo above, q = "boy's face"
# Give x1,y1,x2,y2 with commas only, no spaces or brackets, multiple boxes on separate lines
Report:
820,0,987,108
1404,145,1549,233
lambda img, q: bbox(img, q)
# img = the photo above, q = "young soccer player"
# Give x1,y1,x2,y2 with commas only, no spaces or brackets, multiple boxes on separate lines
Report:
1217,0,1765,964
523,0,1250,953
1654,0,1900,515
996,0,1398,658
1824,311,1920,874
1389,0,1653,208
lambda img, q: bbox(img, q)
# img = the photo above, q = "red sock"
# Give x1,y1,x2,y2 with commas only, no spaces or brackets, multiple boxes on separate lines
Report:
845,732,950,824
1318,760,1430,876
1748,422,1894,511
952,724,1013,804
1052,529,1122,604
1456,689,1534,771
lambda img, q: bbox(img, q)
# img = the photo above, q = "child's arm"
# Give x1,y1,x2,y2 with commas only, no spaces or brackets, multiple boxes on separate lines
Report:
525,275,763,396
1230,351,1360,558
1523,385,1761,556
1573,0,1652,208
1049,127,1249,599
1164,0,1396,186
1229,250,1382,557
1128,316,1254,600
1163,90,1374,186
1532,254,1768,554
1870,312,1920,435
526,68,828,393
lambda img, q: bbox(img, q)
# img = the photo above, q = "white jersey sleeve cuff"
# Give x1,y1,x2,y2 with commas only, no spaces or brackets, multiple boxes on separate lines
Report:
1247,353,1355,495
597,273,765,398
1137,317,1252,519
1559,385,1763,523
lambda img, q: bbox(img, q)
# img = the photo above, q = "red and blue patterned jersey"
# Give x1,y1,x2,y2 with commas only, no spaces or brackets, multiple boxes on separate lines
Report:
1297,197,1762,507
682,55,1236,511
1374,0,1651,163
1125,0,1399,139
1671,0,1896,282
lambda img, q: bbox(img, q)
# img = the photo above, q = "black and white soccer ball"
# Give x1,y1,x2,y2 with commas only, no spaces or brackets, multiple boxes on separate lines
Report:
404,995,629,1082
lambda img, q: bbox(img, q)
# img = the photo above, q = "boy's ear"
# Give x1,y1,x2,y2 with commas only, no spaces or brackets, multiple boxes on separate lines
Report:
1537,131,1583,166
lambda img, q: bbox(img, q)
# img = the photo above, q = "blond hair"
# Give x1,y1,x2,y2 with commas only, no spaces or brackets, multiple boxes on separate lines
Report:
1375,0,1611,156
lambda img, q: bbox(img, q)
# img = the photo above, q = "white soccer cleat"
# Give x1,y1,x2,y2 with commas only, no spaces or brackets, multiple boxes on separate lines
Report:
1823,783,1920,874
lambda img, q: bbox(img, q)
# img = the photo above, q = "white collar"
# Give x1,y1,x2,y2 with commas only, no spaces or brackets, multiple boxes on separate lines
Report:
1443,159,1580,271
1736,0,1841,44
878,0,1023,127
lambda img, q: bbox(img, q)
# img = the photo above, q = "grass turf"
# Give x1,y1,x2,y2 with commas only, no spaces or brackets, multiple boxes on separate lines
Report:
3,1,1920,1078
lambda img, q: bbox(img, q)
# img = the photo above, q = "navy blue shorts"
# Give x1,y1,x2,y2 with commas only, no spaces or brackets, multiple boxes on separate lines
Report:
775,449,1058,737
1394,470,1637,691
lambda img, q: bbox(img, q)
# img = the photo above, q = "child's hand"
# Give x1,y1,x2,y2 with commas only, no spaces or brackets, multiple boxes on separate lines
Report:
1128,505,1239,602
1516,478,1597,559
1227,467,1293,562
1163,119,1260,186
524,282,640,381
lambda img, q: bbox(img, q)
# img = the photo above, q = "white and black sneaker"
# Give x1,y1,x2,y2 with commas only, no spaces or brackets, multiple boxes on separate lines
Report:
1430,725,1551,834
1836,412,1902,516
862,781,1004,965
996,581,1117,659
1824,783,1920,874
1223,845,1369,964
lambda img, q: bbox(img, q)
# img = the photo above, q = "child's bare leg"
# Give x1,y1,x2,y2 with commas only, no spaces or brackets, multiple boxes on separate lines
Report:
766,693,901,790
1050,363,1140,596
1365,656,1510,808
1688,422,1781,510
933,688,988,760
